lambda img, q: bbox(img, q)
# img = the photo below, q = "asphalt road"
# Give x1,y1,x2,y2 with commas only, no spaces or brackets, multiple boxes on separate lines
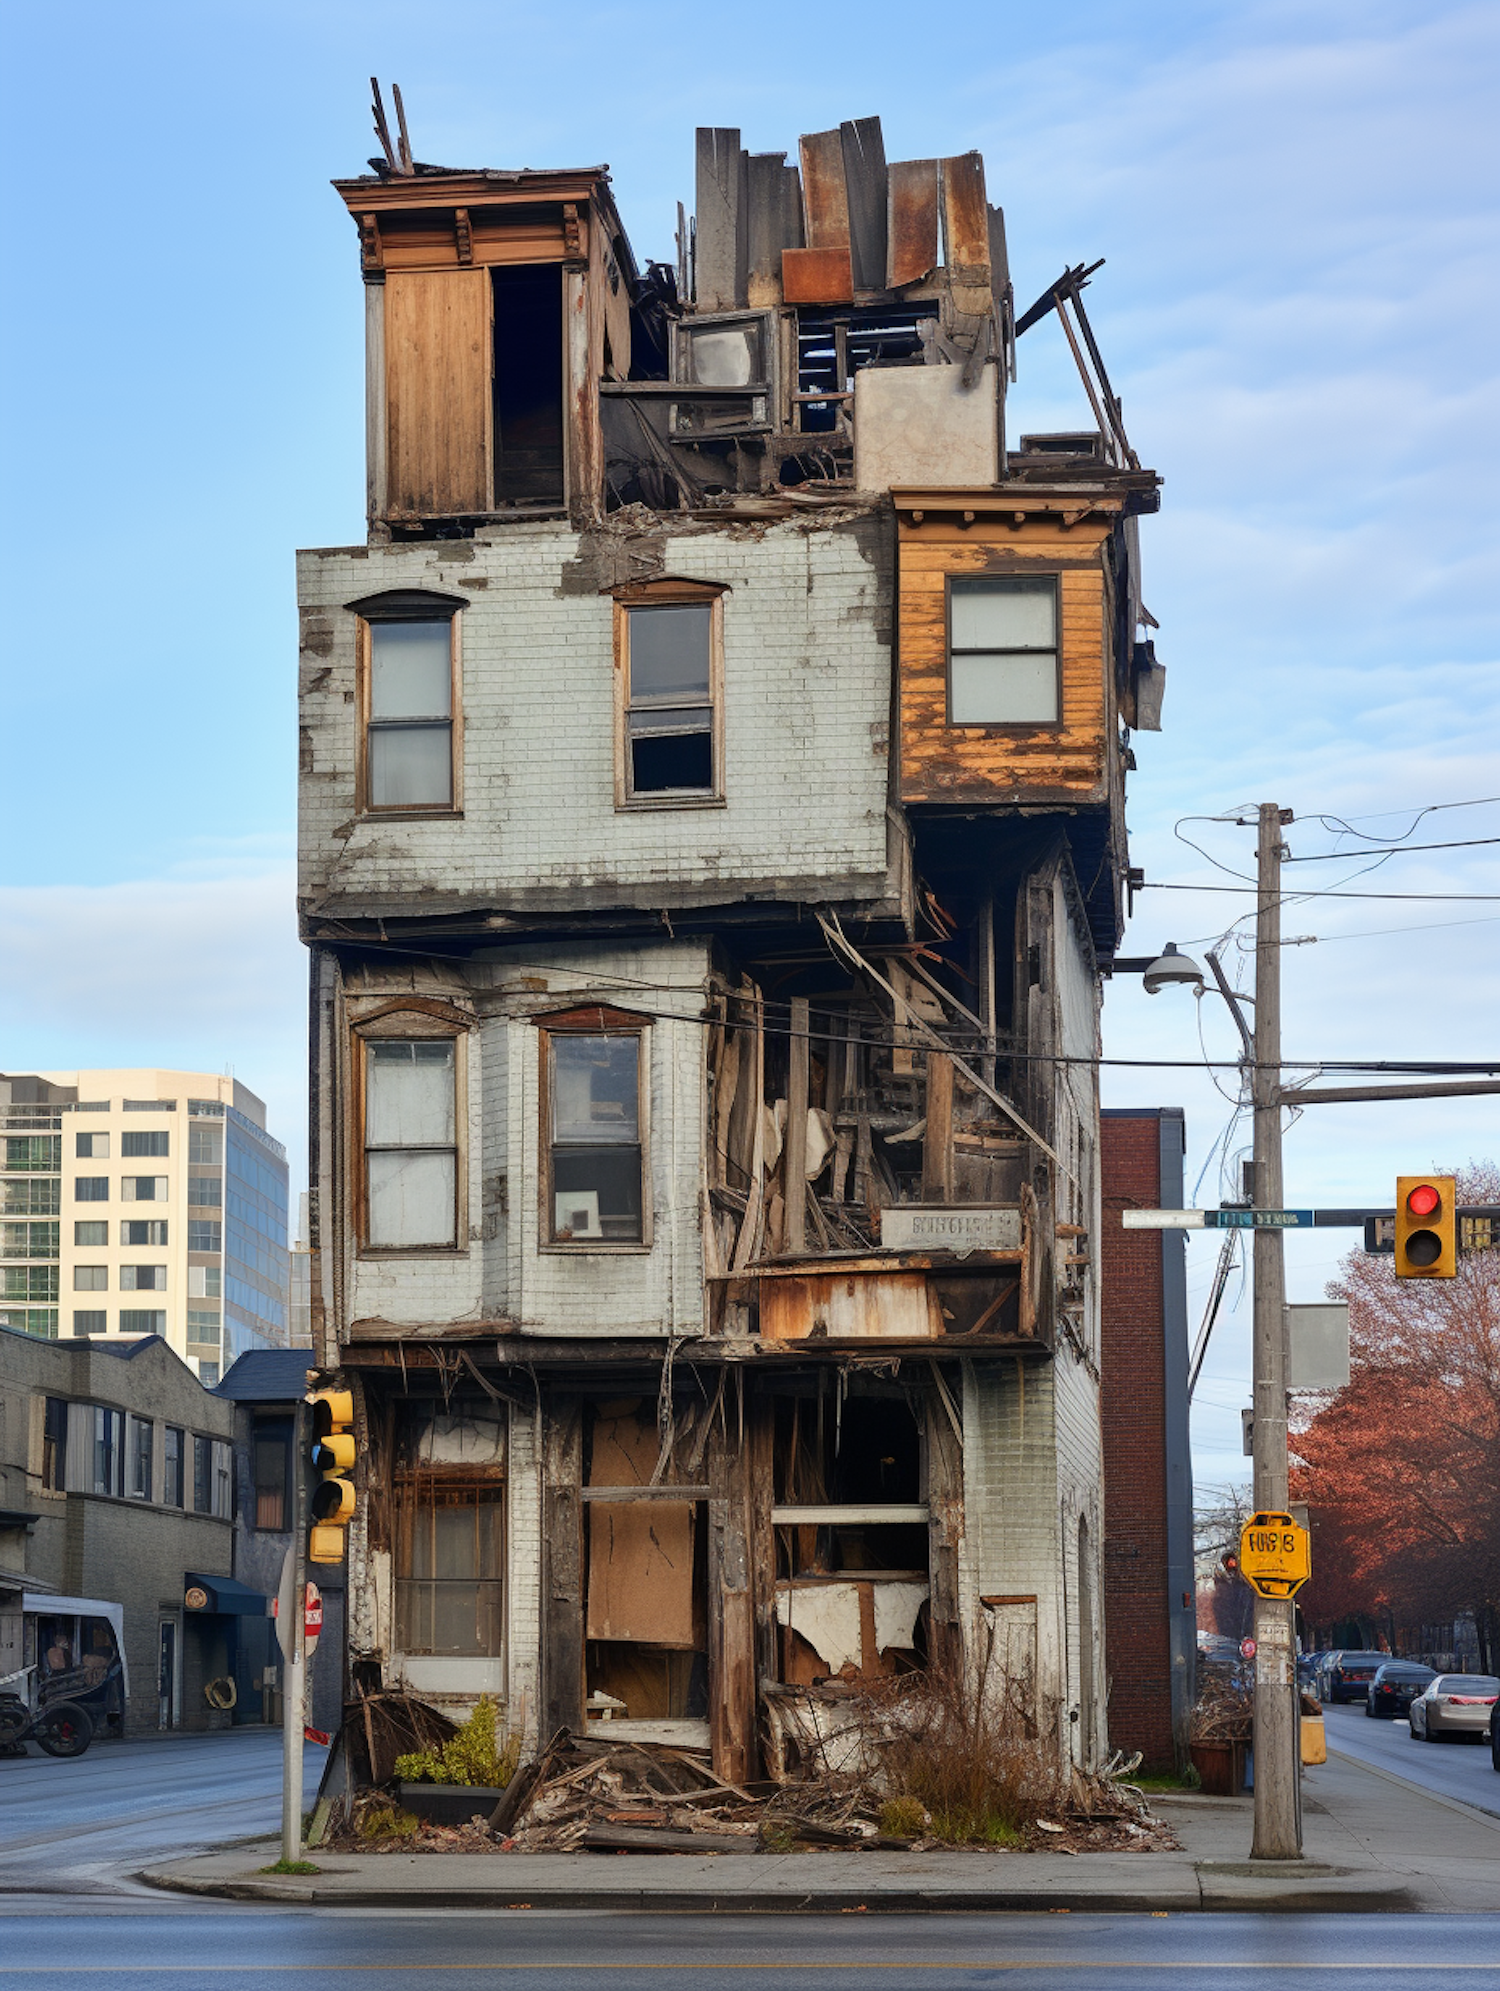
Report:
1322,1701,1500,1819
0,1905,1498,1990
0,1729,327,1893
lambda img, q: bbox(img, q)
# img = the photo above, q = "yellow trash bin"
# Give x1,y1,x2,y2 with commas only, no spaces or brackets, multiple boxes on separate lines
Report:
1301,1715,1327,1765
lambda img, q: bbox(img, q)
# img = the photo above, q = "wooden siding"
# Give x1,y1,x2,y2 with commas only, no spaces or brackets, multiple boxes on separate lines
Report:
385,269,492,517
897,523,1113,806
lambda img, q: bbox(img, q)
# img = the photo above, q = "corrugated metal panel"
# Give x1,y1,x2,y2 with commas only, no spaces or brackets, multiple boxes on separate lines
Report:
886,158,939,288
839,116,888,295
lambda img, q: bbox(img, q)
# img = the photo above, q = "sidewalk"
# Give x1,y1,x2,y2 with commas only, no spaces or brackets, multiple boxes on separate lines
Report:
140,1750,1500,1914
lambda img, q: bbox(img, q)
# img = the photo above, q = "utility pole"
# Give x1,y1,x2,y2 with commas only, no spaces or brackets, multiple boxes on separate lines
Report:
281,1400,308,1864
1250,801,1301,1860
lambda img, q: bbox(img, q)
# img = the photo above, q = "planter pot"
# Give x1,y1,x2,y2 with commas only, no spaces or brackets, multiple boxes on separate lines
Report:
1189,1740,1250,1796
396,1782,506,1827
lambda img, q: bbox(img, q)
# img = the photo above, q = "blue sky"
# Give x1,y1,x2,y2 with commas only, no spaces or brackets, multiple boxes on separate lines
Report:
2,0,1496,1485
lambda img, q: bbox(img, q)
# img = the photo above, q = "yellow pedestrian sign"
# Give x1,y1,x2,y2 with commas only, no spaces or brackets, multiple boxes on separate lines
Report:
1239,1510,1311,1599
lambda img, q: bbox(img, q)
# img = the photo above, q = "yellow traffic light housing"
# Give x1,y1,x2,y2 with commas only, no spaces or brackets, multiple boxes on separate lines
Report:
1395,1175,1456,1279
309,1387,356,1564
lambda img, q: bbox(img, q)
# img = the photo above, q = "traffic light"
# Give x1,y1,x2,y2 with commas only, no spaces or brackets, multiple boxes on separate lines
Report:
1395,1175,1456,1280
1219,1549,1240,1580
308,1388,355,1564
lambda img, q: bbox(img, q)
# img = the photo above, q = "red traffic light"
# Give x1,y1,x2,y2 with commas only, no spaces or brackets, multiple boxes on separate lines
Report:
1406,1182,1442,1218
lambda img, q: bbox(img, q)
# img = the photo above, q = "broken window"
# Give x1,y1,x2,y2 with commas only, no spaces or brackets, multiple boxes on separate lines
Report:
363,618,455,809
947,577,1059,725
545,1029,645,1244
363,1038,458,1249
618,597,722,803
394,1408,506,1658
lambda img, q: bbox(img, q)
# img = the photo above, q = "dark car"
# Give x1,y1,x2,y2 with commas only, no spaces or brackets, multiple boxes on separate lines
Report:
1327,1650,1390,1703
1366,1661,1436,1717
1491,1699,1499,1772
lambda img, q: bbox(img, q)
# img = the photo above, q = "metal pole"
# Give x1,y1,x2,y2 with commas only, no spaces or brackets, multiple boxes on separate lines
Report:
281,1401,308,1864
1250,802,1301,1859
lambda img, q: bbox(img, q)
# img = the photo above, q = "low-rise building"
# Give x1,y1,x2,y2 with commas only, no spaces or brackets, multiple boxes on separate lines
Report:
0,1326,242,1732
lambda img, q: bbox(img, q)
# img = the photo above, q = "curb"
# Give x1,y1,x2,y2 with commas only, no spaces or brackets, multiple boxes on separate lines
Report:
135,1864,1418,1915
1324,1744,1500,1829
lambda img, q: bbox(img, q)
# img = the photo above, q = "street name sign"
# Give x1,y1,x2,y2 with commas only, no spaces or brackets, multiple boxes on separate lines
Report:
1239,1511,1311,1600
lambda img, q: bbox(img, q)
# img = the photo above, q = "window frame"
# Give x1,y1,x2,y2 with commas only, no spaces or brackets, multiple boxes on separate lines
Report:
943,573,1064,732
538,1008,652,1254
352,591,466,820
394,1475,506,1660
163,1426,185,1507
612,580,727,812
353,1005,470,1258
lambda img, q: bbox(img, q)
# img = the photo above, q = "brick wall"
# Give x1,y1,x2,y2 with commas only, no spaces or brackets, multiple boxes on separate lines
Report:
1100,1110,1190,1768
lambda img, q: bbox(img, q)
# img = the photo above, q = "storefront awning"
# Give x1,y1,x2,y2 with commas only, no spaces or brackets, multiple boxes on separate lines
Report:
184,1572,269,1617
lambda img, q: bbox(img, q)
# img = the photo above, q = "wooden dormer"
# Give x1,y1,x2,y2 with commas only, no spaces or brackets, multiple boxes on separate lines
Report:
891,481,1158,811
333,168,638,530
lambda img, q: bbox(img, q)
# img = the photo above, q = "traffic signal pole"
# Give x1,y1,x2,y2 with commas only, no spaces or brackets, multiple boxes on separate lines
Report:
282,1398,308,1866
1250,801,1301,1860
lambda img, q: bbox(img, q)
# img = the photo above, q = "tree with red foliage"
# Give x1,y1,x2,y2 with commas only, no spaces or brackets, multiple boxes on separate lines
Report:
1292,1165,1500,1666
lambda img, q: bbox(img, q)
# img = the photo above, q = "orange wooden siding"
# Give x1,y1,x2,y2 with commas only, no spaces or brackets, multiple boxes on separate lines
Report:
897,526,1113,806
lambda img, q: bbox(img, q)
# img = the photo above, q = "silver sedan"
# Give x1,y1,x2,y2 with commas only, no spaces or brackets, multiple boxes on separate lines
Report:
1408,1673,1500,1740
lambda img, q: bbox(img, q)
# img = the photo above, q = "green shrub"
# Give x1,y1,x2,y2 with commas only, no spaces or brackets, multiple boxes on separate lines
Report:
359,1805,419,1841
393,1696,520,1788
878,1796,928,1839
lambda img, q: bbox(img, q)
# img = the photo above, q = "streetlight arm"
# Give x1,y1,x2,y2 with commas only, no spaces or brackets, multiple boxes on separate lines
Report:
1206,950,1255,1061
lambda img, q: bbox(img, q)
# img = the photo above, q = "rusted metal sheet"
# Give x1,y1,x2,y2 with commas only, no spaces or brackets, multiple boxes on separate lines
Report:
886,158,939,287
839,116,888,294
940,151,990,272
696,127,746,311
780,245,853,305
798,129,850,248
759,1270,933,1341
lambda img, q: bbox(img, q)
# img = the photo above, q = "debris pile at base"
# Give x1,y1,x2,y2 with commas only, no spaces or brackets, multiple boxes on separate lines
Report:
323,1681,1179,1857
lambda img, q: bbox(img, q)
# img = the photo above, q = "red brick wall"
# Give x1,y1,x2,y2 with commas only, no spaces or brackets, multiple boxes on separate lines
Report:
1100,1115,1176,1767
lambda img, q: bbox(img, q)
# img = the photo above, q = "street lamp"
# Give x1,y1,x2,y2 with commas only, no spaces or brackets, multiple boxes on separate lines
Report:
1141,943,1206,995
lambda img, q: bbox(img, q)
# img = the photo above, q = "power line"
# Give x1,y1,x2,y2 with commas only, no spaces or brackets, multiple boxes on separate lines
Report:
1142,882,1500,902
1284,836,1500,862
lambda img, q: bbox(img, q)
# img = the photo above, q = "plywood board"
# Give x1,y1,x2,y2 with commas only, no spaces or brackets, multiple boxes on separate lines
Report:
853,364,997,491
586,1410,695,1647
385,269,491,516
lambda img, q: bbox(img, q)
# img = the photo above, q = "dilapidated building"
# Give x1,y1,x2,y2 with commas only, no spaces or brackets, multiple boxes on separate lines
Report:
297,96,1165,1783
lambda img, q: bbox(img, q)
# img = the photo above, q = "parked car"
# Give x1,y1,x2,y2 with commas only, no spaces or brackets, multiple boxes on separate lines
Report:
1408,1674,1500,1742
1366,1662,1436,1718
1491,1699,1500,1771
1326,1651,1390,1703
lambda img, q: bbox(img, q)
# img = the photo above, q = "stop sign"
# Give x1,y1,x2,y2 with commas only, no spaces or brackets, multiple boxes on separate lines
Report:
1240,1636,1257,1659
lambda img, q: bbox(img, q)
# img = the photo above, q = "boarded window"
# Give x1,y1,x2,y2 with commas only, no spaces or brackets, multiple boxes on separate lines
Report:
947,578,1059,725
621,603,719,800
254,1429,289,1531
546,1032,643,1243
366,620,454,808
385,269,492,516
364,1039,458,1248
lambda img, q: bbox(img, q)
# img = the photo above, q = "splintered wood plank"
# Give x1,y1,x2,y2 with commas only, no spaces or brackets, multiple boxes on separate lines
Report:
781,246,853,305
798,129,850,248
696,127,746,311
384,269,491,516
542,1400,585,1737
840,116,888,294
887,159,939,287
940,152,990,273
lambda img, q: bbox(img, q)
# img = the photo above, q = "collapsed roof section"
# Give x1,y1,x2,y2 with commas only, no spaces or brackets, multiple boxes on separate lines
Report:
333,90,1154,531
